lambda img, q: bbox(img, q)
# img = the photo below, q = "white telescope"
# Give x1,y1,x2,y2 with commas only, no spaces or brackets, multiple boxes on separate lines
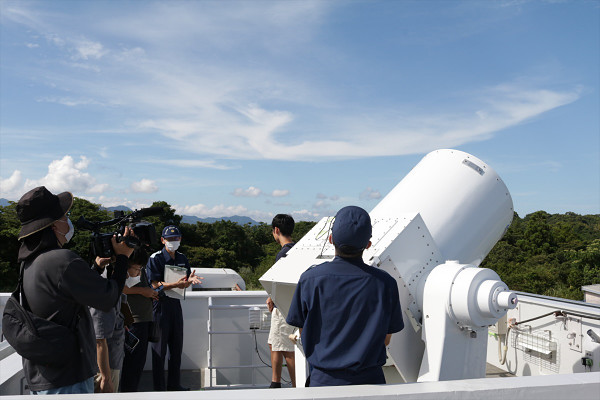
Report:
260,149,517,383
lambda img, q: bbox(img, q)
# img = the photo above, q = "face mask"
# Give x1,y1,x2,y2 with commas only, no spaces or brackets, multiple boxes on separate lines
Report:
57,218,75,244
126,274,141,288
165,240,180,252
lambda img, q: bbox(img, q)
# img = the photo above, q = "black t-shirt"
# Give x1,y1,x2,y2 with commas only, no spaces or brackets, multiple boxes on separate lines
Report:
126,269,153,323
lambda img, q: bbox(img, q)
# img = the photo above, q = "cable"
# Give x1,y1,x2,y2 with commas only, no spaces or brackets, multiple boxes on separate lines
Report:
514,311,563,326
317,217,335,258
252,330,291,384
253,329,271,368
315,216,334,240
498,309,600,365
515,310,600,326
499,326,512,365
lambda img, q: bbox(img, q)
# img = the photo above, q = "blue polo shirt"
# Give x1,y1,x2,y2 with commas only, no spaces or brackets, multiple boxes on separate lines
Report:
146,248,191,287
286,256,403,386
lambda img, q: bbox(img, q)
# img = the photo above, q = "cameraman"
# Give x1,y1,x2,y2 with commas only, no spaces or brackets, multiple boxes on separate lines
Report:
15,186,134,394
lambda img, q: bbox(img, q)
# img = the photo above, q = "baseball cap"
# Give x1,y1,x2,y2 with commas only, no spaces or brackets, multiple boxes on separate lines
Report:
331,206,372,252
162,225,181,238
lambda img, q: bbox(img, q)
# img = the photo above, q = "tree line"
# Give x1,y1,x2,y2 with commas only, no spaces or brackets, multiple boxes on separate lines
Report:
1,198,598,299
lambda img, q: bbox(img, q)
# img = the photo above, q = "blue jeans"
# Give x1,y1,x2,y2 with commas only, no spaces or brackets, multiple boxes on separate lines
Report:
32,377,94,395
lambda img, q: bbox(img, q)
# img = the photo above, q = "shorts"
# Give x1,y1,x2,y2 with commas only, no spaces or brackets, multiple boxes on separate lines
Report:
268,308,296,352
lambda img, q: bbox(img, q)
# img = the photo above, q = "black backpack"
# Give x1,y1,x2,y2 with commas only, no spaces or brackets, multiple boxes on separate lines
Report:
2,262,80,366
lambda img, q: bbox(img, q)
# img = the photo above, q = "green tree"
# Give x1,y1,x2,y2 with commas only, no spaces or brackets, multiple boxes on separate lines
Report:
67,197,113,263
0,202,20,291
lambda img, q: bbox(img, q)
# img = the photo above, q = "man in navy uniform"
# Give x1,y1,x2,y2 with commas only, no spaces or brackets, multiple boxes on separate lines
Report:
286,206,404,387
146,225,201,391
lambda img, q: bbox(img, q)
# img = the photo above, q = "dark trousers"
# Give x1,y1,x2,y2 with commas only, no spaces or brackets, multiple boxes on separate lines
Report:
309,366,385,387
151,298,184,391
120,321,151,392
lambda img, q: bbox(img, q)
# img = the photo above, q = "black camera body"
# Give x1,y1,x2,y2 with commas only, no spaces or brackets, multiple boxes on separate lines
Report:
77,207,162,259
92,232,115,259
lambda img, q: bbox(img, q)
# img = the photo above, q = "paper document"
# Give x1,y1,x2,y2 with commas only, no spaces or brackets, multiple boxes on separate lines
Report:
164,265,188,299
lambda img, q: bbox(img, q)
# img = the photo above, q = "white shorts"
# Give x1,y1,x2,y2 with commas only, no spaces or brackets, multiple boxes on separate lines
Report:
268,308,296,352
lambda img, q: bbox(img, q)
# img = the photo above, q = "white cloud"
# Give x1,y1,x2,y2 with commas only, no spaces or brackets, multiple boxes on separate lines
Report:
130,179,158,193
37,97,104,107
176,202,306,223
152,159,235,170
176,203,249,218
0,170,23,196
1,3,584,168
313,200,330,209
88,183,110,194
271,189,289,197
23,155,109,196
92,195,151,210
232,186,262,197
291,209,321,221
130,83,579,162
317,193,339,201
360,187,382,200
73,39,107,60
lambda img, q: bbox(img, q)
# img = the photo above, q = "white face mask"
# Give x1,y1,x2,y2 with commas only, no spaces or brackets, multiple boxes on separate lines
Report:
126,274,141,288
165,240,180,252
57,218,75,244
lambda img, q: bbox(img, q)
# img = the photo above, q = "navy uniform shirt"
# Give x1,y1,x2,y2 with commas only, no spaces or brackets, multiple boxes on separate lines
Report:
146,248,191,294
286,256,404,385
276,242,295,262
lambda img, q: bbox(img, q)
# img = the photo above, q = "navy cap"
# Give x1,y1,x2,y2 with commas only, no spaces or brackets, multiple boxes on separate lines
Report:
331,206,372,252
162,225,181,238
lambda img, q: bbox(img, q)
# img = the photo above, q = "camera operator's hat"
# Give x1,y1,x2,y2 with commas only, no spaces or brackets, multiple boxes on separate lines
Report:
331,206,372,253
16,186,73,240
162,225,181,238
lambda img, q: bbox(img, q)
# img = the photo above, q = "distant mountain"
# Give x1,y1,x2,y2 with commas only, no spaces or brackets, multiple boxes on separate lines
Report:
96,205,258,225
105,205,133,212
181,215,260,226
0,197,260,226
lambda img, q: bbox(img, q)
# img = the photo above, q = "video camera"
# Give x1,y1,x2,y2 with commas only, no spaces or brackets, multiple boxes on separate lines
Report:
76,207,163,258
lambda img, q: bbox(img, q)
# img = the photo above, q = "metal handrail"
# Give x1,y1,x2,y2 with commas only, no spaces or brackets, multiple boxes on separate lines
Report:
0,340,16,361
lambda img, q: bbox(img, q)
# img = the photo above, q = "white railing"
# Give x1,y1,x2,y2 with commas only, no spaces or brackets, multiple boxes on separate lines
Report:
205,298,275,388
3,290,600,398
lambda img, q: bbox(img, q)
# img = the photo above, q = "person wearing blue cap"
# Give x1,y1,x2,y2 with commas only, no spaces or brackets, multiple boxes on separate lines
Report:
146,225,201,391
286,206,404,387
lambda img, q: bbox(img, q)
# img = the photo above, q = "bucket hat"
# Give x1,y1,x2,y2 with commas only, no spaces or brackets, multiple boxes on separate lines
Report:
16,186,73,240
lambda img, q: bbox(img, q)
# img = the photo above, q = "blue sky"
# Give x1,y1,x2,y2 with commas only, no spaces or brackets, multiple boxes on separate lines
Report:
1,0,598,222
